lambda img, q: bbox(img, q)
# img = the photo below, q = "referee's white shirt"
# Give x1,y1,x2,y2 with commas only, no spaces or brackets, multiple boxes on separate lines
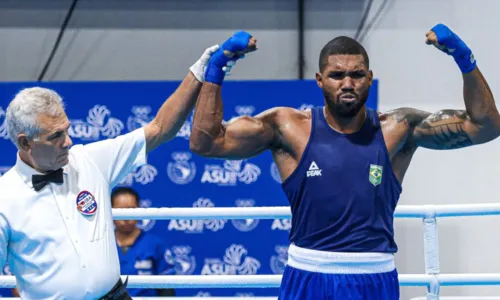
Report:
0,128,147,300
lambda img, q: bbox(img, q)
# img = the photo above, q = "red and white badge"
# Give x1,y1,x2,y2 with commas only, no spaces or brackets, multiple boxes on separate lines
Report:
76,190,98,216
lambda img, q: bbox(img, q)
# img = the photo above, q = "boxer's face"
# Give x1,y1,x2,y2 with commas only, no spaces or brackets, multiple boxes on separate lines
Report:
113,193,139,234
316,54,373,118
19,110,72,173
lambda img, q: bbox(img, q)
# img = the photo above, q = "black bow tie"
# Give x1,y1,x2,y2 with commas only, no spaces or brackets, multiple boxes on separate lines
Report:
32,168,64,191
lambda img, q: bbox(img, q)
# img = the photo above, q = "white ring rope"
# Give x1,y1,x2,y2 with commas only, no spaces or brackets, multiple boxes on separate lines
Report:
1,274,500,288
111,203,500,300
3,203,498,299
112,203,500,220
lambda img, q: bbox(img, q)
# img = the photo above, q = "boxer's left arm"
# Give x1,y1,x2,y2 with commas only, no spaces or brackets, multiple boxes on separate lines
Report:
391,107,499,150
393,25,500,150
143,45,219,153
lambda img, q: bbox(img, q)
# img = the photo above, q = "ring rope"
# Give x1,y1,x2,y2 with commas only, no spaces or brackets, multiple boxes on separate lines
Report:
1,274,500,289
112,203,500,300
112,203,500,220
3,204,498,299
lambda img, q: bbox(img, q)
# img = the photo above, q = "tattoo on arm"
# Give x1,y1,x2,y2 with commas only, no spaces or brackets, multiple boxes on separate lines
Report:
415,110,473,149
414,110,473,150
386,108,474,150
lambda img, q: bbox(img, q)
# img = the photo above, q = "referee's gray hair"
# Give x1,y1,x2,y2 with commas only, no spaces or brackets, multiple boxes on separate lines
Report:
6,87,66,148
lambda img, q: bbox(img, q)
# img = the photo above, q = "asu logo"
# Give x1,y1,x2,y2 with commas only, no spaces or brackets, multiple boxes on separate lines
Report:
270,245,289,274
164,246,196,275
68,105,124,141
137,200,156,232
167,152,196,185
119,164,158,186
369,164,383,186
201,244,261,275
167,198,227,233
234,105,255,117
231,199,259,232
127,106,153,131
201,160,260,186
224,105,255,125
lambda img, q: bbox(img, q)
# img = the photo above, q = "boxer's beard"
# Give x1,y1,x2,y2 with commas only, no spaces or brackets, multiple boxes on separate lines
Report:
324,89,368,118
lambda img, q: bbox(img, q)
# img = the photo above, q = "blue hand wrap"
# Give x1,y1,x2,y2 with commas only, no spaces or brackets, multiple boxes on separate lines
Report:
431,24,476,73
205,31,252,85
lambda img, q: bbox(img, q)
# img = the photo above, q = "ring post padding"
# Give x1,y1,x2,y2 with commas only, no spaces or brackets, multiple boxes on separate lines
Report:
423,206,440,275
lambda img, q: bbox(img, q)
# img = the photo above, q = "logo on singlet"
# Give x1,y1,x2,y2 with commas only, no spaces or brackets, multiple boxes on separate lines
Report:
306,161,322,177
369,164,383,186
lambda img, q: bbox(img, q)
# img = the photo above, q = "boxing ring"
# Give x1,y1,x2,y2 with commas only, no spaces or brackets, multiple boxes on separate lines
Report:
2,204,500,300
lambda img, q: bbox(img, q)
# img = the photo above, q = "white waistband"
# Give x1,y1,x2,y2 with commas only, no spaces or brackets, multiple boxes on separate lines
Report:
287,244,395,274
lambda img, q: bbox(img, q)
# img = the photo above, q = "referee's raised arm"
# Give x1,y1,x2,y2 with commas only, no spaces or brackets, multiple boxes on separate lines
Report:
0,37,223,300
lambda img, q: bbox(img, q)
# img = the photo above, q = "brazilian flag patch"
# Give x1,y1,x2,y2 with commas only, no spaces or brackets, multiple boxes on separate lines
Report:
369,164,383,186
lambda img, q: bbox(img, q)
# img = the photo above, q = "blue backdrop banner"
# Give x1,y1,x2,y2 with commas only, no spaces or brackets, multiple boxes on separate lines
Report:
0,79,378,297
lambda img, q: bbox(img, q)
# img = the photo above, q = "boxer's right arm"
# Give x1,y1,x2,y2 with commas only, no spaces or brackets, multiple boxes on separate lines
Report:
190,82,281,159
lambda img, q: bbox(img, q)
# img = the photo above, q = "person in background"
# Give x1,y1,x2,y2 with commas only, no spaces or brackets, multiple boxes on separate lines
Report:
112,187,176,297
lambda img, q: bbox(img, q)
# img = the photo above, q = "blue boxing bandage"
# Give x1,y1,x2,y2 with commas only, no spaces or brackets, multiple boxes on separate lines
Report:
431,24,476,73
205,31,252,85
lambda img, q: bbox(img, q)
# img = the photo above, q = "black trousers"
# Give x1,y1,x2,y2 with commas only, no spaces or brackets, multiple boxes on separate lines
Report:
98,277,132,300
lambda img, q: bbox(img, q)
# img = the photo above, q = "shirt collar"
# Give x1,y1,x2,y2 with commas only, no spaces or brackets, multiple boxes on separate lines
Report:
14,153,69,187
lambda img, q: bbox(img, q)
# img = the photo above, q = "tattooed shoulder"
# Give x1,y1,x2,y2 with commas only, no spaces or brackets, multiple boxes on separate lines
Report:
414,109,473,150
384,107,432,127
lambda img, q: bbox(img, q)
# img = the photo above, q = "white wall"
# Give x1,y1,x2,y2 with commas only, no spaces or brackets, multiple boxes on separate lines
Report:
2,0,500,298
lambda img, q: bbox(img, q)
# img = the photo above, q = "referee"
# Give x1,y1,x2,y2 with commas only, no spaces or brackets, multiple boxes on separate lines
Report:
0,42,222,299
